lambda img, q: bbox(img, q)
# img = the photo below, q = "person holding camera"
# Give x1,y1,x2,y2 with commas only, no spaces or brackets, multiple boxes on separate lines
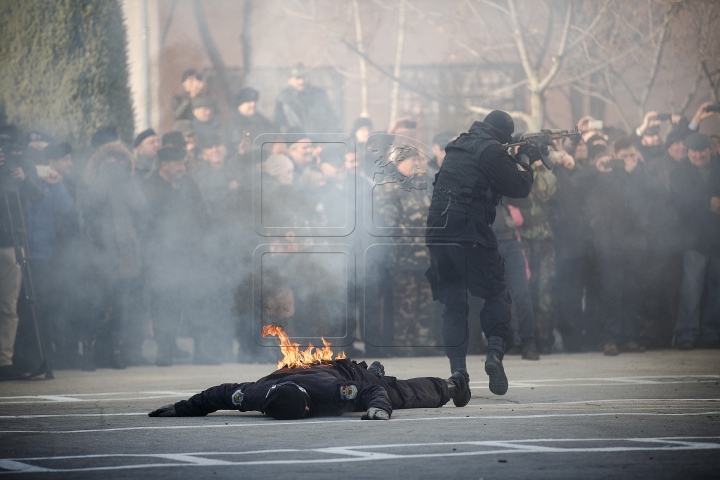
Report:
0,128,44,380
425,110,541,396
586,138,663,356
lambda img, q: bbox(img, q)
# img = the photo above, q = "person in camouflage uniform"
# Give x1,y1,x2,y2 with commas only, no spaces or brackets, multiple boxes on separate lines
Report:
516,162,557,354
373,150,440,353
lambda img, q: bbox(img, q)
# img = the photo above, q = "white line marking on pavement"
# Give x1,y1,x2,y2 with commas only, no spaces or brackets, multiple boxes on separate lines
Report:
1,437,718,473
0,411,717,435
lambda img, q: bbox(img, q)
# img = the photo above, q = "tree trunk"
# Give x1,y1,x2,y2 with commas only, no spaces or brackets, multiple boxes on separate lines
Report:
528,89,545,131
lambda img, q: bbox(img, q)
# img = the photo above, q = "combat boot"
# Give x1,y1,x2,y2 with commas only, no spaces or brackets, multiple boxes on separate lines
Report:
448,370,471,407
484,336,508,395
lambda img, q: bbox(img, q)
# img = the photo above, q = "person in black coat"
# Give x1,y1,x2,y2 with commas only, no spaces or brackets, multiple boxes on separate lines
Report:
584,137,664,356
670,133,720,349
425,111,538,397
148,358,471,420
141,147,210,366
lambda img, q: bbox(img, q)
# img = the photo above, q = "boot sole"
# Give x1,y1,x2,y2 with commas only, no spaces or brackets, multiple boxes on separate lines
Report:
485,362,508,396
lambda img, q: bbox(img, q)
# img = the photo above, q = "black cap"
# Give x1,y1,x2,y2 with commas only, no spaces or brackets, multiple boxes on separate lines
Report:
182,68,202,82
157,146,186,162
685,133,711,151
483,110,514,144
44,142,72,161
191,95,215,110
134,128,157,148
235,87,259,107
665,129,687,150
91,126,119,149
263,384,309,420
198,133,223,150
162,131,187,149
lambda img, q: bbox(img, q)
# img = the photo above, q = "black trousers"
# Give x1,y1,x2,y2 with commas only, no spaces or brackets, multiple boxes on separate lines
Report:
498,239,535,344
427,243,511,364
596,247,647,345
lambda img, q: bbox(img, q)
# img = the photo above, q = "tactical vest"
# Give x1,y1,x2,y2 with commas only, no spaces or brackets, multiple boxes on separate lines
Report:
426,138,501,242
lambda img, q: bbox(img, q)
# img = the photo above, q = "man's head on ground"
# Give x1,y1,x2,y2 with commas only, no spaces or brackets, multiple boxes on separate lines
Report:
263,383,311,420
664,129,688,162
134,129,161,160
191,96,215,123
432,131,456,167
181,69,206,97
685,133,712,167
235,87,259,117
483,110,514,144
199,134,227,167
613,137,640,172
44,142,73,177
157,146,187,183
288,63,308,91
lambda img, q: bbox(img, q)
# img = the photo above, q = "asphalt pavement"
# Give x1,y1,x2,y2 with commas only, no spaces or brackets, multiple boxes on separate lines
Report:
0,349,719,479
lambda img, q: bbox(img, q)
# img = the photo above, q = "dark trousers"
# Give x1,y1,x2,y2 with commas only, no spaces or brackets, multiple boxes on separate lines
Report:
498,239,534,344
596,248,646,345
427,243,511,364
554,240,593,350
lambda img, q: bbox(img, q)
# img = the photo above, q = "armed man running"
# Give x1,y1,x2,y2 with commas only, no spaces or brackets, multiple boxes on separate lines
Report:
425,110,547,396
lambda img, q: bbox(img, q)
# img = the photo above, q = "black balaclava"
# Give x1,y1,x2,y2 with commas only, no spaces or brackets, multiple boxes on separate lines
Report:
263,384,309,420
483,110,514,144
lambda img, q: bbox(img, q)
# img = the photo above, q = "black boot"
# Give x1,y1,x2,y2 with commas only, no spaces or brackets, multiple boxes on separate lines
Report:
521,340,540,361
81,341,96,372
485,336,508,395
448,370,471,407
368,361,385,377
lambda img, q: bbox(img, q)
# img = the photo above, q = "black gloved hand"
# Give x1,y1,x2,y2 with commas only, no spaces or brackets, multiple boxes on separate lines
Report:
148,404,178,417
539,141,551,158
361,407,390,420
517,143,539,162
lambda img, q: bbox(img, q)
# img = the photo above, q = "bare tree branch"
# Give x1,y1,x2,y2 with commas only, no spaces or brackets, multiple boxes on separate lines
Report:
636,5,675,117
506,0,537,88
351,0,369,116
537,0,573,92
389,0,406,125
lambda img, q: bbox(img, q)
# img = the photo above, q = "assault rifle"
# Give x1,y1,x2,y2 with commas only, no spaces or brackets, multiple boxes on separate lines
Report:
503,126,582,170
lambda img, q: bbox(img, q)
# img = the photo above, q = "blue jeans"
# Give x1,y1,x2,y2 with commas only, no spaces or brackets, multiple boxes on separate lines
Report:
674,251,720,343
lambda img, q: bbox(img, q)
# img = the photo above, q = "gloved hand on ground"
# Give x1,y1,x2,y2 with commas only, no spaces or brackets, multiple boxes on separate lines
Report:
148,404,178,417
361,407,390,420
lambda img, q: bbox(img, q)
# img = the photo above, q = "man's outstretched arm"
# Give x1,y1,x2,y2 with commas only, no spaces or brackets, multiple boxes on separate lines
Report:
149,382,254,417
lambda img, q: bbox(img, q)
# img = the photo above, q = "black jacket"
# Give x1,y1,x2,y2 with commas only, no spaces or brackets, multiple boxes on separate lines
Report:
274,85,337,134
426,121,533,248
670,157,720,255
586,162,663,251
174,359,393,417
0,153,45,247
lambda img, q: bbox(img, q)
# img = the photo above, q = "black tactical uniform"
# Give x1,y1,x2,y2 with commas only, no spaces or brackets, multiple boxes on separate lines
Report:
171,359,451,418
425,112,535,394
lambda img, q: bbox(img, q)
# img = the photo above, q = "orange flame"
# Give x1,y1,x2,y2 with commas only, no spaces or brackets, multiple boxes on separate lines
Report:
262,324,346,369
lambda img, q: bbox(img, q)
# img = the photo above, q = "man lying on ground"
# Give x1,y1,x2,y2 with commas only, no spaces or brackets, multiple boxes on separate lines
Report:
148,359,470,420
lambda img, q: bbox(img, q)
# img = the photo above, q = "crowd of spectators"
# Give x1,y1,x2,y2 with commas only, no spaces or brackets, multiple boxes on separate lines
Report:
0,62,718,378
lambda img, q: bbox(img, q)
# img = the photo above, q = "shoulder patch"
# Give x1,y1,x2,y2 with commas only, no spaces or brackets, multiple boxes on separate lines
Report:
339,383,358,401
231,389,244,406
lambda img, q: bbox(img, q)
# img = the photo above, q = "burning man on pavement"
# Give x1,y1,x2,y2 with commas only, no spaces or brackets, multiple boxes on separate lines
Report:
148,325,471,420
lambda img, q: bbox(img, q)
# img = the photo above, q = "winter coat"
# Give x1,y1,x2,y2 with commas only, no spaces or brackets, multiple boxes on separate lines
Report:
26,179,74,260
274,85,338,134
81,141,145,280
